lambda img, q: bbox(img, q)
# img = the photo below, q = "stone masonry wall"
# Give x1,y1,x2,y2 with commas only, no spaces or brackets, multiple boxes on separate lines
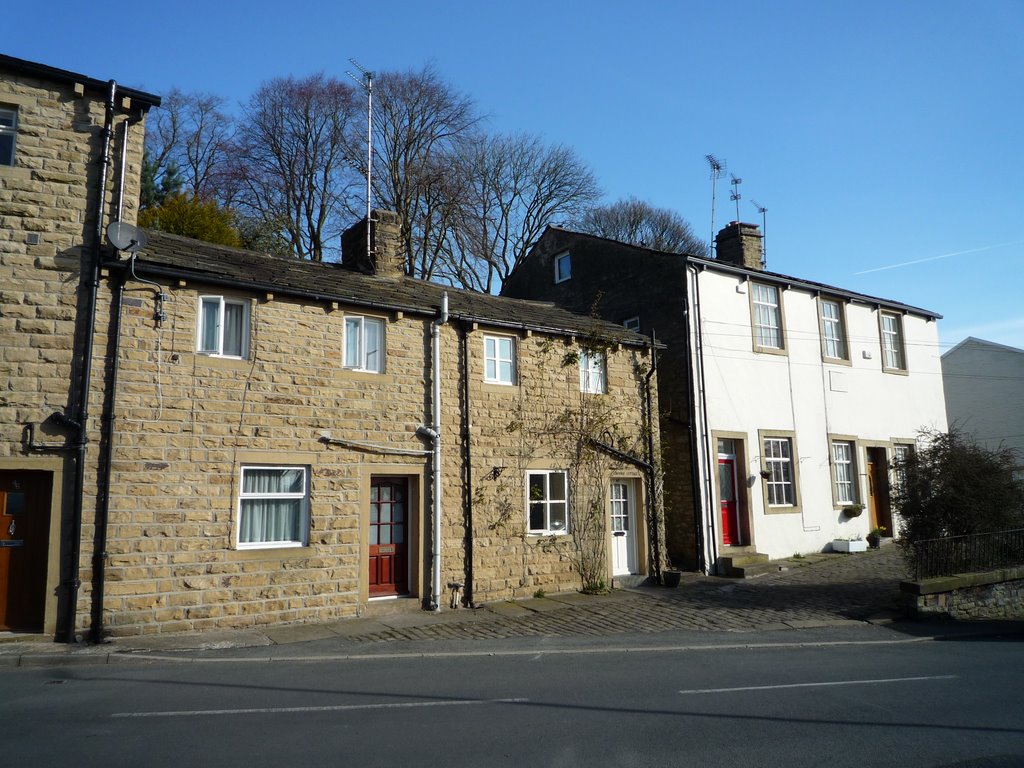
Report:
907,570,1024,620
86,270,659,636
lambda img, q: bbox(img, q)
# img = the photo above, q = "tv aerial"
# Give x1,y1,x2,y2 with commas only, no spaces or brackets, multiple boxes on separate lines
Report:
705,154,726,254
106,221,148,253
751,199,767,269
730,174,743,220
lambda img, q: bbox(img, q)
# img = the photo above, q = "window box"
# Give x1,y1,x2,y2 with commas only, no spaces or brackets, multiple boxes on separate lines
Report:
832,539,867,554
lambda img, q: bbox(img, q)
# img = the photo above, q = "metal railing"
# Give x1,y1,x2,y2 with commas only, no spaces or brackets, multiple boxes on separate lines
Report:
909,528,1024,580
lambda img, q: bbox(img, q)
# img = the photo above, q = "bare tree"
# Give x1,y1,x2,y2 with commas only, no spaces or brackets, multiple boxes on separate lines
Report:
362,65,480,278
577,197,708,256
228,74,361,261
452,133,600,292
144,88,234,202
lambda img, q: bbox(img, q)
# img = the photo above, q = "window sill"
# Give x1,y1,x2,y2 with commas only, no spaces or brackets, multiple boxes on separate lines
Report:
228,545,314,561
764,505,801,515
881,366,909,376
753,345,788,357
822,356,852,367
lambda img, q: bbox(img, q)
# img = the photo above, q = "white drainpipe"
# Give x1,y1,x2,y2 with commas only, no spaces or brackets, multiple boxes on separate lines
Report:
428,293,448,610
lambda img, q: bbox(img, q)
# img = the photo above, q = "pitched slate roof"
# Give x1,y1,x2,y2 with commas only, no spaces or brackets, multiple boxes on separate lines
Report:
119,229,650,347
0,54,161,108
537,226,943,320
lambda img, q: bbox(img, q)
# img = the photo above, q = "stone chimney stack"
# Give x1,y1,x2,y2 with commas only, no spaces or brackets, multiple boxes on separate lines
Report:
715,221,764,270
341,209,406,277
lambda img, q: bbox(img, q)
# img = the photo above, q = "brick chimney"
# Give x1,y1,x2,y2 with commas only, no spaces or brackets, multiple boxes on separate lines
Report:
341,209,406,277
715,221,764,270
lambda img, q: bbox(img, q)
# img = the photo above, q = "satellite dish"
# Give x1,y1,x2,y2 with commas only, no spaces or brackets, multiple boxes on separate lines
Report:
107,221,148,253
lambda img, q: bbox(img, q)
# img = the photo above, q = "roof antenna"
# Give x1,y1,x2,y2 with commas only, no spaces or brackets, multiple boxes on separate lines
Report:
347,59,374,265
705,154,725,256
729,174,743,221
751,199,767,269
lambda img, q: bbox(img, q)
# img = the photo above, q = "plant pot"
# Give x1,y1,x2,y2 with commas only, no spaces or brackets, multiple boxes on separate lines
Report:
866,534,881,549
832,539,867,553
663,569,682,588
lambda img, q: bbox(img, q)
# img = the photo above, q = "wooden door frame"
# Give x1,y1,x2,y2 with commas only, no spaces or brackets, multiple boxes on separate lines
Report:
862,443,894,533
712,431,752,547
608,476,640,577
0,458,64,636
359,466,423,604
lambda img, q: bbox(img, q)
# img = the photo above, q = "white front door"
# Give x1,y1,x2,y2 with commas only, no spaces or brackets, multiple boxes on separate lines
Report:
610,480,636,576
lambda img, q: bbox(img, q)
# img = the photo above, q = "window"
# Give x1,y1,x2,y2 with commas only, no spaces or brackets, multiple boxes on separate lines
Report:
579,350,606,394
831,440,857,505
751,283,783,350
344,315,384,372
892,443,914,491
554,252,571,283
198,296,249,357
763,437,795,506
623,316,641,332
484,334,515,384
0,107,16,167
527,470,568,534
237,466,309,548
880,311,905,371
819,299,848,360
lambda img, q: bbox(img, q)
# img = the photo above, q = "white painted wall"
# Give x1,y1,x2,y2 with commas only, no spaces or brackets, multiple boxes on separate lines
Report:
942,338,1024,469
689,266,947,565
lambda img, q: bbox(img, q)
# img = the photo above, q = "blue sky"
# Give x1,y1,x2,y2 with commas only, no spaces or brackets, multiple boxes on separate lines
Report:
9,0,1023,351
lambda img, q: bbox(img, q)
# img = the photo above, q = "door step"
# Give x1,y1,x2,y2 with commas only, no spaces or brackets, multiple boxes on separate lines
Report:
612,574,649,589
359,596,424,618
716,551,773,578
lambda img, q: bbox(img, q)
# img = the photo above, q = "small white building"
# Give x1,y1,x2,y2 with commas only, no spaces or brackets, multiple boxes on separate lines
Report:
942,337,1024,474
505,221,949,573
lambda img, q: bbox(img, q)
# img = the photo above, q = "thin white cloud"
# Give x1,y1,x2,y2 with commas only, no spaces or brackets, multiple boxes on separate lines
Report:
854,240,1024,275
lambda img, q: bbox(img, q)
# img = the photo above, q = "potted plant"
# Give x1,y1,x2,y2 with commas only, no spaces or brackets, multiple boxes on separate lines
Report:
832,536,867,553
662,564,683,588
843,503,864,518
866,526,887,548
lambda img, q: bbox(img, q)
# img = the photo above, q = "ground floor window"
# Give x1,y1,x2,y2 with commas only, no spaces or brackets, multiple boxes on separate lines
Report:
763,437,795,506
238,466,309,548
527,470,568,534
832,440,857,505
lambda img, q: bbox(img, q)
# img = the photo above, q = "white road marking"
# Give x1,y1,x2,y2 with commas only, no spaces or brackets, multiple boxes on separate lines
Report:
679,675,957,695
112,697,527,719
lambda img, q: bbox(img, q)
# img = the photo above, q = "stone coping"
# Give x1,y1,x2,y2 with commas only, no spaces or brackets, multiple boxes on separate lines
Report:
900,565,1024,596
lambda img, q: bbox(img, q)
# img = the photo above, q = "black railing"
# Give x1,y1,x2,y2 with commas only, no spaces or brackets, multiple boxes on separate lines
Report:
910,528,1024,579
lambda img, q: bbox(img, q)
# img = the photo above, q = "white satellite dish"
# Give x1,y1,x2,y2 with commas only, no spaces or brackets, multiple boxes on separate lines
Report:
107,221,148,253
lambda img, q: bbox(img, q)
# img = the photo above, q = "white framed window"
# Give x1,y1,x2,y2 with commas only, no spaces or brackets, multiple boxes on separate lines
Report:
892,443,914,491
623,316,641,332
820,299,848,360
554,252,571,283
880,311,905,371
237,466,309,548
527,470,568,534
751,283,783,350
484,334,515,385
0,107,16,167
831,440,857,505
579,350,607,394
198,296,249,358
344,315,385,372
763,436,795,506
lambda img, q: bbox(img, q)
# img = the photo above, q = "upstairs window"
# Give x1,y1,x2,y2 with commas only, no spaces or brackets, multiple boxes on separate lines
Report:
484,334,515,385
579,350,607,394
198,296,249,358
554,252,571,283
623,316,641,332
527,470,568,534
820,299,848,361
880,311,906,371
751,283,783,350
344,315,385,373
0,107,15,167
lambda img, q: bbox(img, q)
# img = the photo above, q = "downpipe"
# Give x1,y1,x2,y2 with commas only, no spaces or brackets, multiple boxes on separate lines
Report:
426,292,448,611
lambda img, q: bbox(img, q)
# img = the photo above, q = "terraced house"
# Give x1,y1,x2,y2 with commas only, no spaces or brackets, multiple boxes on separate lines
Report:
1,55,663,641
503,221,947,574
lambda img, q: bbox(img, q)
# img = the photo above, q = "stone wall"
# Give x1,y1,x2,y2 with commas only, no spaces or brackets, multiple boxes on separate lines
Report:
901,567,1024,620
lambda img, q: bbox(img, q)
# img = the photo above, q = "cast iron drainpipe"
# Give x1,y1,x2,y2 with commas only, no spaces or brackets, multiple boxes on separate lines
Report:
425,292,449,611
459,320,474,607
60,79,116,644
644,332,662,584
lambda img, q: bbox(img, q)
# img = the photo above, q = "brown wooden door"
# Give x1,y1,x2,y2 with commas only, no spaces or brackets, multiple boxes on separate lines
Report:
368,478,408,597
0,471,52,631
866,448,893,533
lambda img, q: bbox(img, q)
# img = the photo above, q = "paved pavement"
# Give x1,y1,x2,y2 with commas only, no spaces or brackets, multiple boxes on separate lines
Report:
1,545,1014,664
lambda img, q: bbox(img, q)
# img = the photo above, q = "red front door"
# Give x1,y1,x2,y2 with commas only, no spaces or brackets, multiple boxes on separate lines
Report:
369,478,408,597
718,457,739,546
0,471,52,631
